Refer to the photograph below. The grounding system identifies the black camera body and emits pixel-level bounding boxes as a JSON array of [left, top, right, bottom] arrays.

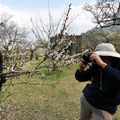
[[82, 53, 93, 65]]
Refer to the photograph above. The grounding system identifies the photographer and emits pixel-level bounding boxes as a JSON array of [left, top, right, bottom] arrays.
[[75, 43, 120, 120]]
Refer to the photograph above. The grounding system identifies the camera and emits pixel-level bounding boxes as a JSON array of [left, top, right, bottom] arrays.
[[82, 53, 93, 65]]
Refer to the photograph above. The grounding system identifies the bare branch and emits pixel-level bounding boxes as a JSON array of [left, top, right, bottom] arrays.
[[83, 1, 120, 28]]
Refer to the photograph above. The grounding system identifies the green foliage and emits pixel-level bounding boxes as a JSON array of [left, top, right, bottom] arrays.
[[82, 28, 109, 51], [82, 26, 120, 53]]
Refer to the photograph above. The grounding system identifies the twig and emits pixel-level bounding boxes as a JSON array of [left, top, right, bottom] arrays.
[[0, 92, 15, 104]]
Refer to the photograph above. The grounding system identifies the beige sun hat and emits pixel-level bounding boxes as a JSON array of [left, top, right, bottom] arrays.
[[95, 43, 120, 58]]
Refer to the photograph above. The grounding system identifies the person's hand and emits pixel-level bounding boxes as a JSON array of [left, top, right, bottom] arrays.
[[79, 58, 88, 73], [89, 52, 107, 68]]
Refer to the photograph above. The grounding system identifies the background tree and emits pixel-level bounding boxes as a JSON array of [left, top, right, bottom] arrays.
[[107, 29, 120, 52], [26, 39, 45, 60], [82, 28, 110, 50], [0, 12, 29, 62], [83, 0, 120, 28], [0, 12, 30, 72]]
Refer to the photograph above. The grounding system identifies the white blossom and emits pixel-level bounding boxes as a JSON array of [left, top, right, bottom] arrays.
[[41, 73, 45, 78], [40, 82, 43, 86]]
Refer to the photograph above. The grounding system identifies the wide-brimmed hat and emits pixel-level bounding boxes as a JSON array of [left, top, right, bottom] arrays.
[[95, 43, 120, 58]]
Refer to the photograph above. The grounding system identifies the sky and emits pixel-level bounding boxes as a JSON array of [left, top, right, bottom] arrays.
[[0, 0, 97, 36]]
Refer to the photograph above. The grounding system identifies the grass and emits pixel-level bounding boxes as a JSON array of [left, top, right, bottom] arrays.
[[0, 58, 120, 120]]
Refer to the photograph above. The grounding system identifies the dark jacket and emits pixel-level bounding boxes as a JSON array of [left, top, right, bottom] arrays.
[[75, 65, 120, 114]]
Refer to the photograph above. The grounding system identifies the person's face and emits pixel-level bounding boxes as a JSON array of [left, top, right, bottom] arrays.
[[100, 56, 112, 66]]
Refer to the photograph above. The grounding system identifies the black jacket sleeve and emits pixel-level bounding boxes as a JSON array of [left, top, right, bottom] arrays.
[[75, 67, 96, 82]]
